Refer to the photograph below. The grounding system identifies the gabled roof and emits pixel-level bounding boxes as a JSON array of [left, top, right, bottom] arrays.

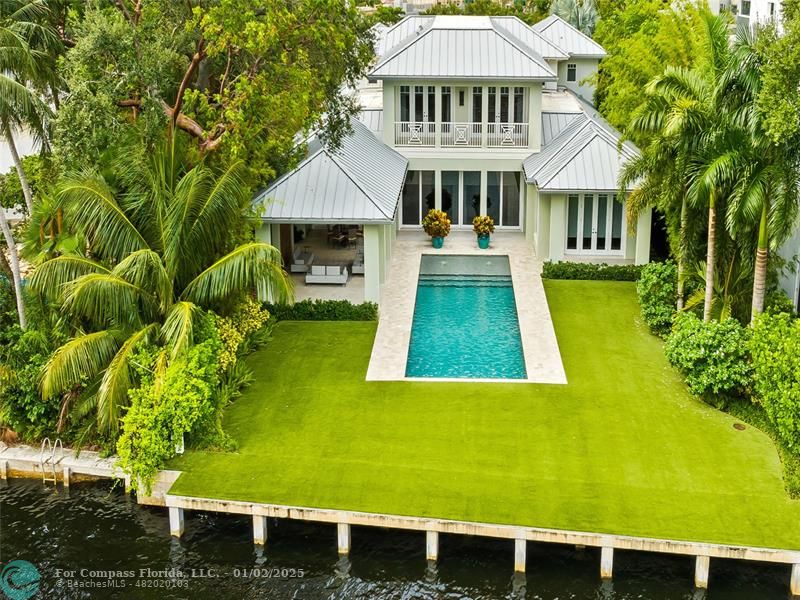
[[525, 105, 638, 192], [531, 14, 606, 59], [541, 111, 582, 145], [490, 17, 568, 61], [370, 16, 557, 80], [255, 119, 408, 224]]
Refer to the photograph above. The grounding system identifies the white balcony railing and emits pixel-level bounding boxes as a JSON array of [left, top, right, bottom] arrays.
[[487, 122, 529, 147], [441, 122, 483, 147], [394, 121, 529, 148], [394, 121, 435, 147]]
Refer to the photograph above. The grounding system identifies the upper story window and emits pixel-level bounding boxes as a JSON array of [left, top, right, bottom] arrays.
[[441, 86, 452, 123], [741, 0, 751, 15], [567, 64, 577, 82], [513, 87, 525, 123], [488, 87, 497, 122], [472, 87, 482, 123], [399, 85, 435, 123], [400, 85, 410, 122], [499, 87, 510, 123]]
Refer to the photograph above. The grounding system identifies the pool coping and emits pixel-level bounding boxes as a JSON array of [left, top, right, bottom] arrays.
[[367, 232, 567, 384]]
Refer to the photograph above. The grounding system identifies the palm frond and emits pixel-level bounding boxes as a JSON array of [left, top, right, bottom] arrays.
[[161, 301, 201, 359], [112, 249, 172, 312], [57, 175, 149, 261], [63, 273, 152, 328], [40, 330, 121, 399], [181, 242, 293, 307], [97, 324, 157, 433], [29, 255, 110, 300]]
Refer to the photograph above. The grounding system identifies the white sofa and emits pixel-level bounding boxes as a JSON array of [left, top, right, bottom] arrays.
[[305, 265, 349, 285], [290, 249, 314, 273]]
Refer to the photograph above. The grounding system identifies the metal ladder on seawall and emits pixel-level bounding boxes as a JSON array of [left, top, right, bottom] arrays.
[[39, 437, 64, 485]]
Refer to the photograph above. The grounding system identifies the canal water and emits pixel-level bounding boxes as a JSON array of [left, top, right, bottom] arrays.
[[1, 479, 791, 599]]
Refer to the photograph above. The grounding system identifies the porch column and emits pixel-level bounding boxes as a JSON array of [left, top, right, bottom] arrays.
[[434, 170, 442, 212], [635, 207, 652, 265], [524, 184, 537, 245], [364, 224, 381, 304], [528, 84, 542, 151], [479, 169, 488, 216], [548, 194, 566, 262], [255, 223, 272, 303]]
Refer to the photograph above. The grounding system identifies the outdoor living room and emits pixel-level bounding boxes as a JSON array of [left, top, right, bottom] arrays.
[[288, 224, 366, 302]]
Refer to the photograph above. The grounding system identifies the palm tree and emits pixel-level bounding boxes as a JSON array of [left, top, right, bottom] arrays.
[[550, 0, 598, 36], [0, 0, 59, 214], [632, 12, 732, 322], [0, 0, 61, 329], [30, 135, 292, 434], [717, 25, 800, 320]]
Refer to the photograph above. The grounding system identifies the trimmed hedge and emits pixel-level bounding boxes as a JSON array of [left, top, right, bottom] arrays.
[[542, 261, 643, 281], [265, 299, 378, 321], [636, 261, 678, 336]]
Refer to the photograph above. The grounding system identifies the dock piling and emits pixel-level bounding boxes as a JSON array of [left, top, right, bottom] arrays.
[[0, 459, 7, 480], [791, 563, 799, 597], [694, 556, 710, 589], [63, 466, 70, 488], [169, 507, 184, 538], [514, 538, 526, 573], [253, 515, 268, 545], [426, 531, 439, 562], [600, 546, 614, 580], [337, 523, 351, 555]]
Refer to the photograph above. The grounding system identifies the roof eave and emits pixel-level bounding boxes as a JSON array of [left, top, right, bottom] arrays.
[[369, 74, 558, 81]]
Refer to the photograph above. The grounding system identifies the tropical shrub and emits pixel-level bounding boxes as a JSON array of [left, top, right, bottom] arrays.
[[636, 260, 678, 335], [216, 298, 271, 371], [116, 321, 223, 492], [472, 215, 495, 236], [265, 299, 378, 321], [422, 209, 451, 238], [765, 289, 797, 316], [749, 313, 800, 451], [542, 261, 643, 281], [31, 135, 291, 435], [664, 313, 752, 404]]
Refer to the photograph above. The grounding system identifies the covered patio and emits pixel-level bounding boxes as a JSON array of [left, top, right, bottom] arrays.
[[253, 118, 408, 304]]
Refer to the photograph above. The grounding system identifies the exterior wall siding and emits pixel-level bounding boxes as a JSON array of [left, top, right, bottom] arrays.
[[557, 58, 599, 102]]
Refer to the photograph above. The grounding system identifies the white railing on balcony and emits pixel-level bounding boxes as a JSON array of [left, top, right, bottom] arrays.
[[487, 122, 529, 147], [441, 123, 483, 147], [394, 122, 530, 148], [394, 122, 435, 147]]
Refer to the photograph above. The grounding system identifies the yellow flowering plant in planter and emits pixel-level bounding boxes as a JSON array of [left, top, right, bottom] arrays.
[[472, 215, 495, 248], [422, 209, 451, 248]]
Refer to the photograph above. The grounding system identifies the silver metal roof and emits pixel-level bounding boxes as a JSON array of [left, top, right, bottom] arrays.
[[255, 119, 408, 223], [370, 16, 557, 81], [357, 108, 383, 137], [532, 15, 606, 58], [490, 17, 568, 60], [378, 16, 434, 60], [525, 106, 638, 192], [541, 111, 582, 145]]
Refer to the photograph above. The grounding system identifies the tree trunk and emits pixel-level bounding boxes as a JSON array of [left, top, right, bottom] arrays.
[[677, 194, 688, 310], [0, 209, 26, 329], [703, 194, 716, 323], [0, 243, 12, 279], [3, 123, 33, 215], [751, 203, 769, 322]]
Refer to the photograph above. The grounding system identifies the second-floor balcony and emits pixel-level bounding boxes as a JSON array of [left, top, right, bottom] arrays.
[[394, 122, 530, 149]]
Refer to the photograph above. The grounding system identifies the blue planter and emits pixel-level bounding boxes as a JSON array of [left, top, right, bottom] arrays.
[[477, 234, 490, 249], [431, 236, 444, 249]]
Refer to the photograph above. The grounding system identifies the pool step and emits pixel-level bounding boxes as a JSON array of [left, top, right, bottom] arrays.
[[419, 274, 513, 288]]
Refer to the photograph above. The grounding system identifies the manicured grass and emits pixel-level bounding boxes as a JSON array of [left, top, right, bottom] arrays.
[[170, 281, 800, 550]]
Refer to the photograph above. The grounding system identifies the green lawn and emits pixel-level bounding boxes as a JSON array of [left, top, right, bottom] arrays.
[[170, 281, 800, 550]]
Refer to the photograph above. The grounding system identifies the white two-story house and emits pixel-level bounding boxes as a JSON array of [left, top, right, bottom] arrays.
[[255, 15, 652, 304]]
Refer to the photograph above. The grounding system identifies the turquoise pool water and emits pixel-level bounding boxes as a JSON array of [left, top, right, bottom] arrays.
[[405, 255, 526, 379]]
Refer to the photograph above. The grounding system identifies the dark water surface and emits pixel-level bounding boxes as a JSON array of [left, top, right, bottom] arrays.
[[0, 479, 791, 599]]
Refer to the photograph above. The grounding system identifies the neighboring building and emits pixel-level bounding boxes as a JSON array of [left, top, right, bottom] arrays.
[[254, 15, 650, 304], [713, 0, 783, 29]]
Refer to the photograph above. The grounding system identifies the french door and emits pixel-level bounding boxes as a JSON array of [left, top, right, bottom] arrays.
[[566, 193, 625, 255]]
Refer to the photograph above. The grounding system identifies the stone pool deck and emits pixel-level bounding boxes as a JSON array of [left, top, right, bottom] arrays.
[[366, 231, 567, 383]]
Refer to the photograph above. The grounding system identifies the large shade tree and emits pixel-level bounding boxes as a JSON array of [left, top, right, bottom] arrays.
[[30, 135, 292, 434]]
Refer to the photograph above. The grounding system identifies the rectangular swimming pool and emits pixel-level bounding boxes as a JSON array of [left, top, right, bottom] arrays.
[[405, 255, 527, 379]]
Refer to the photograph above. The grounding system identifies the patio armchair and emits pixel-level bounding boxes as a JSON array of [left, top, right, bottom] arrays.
[[290, 248, 315, 273]]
